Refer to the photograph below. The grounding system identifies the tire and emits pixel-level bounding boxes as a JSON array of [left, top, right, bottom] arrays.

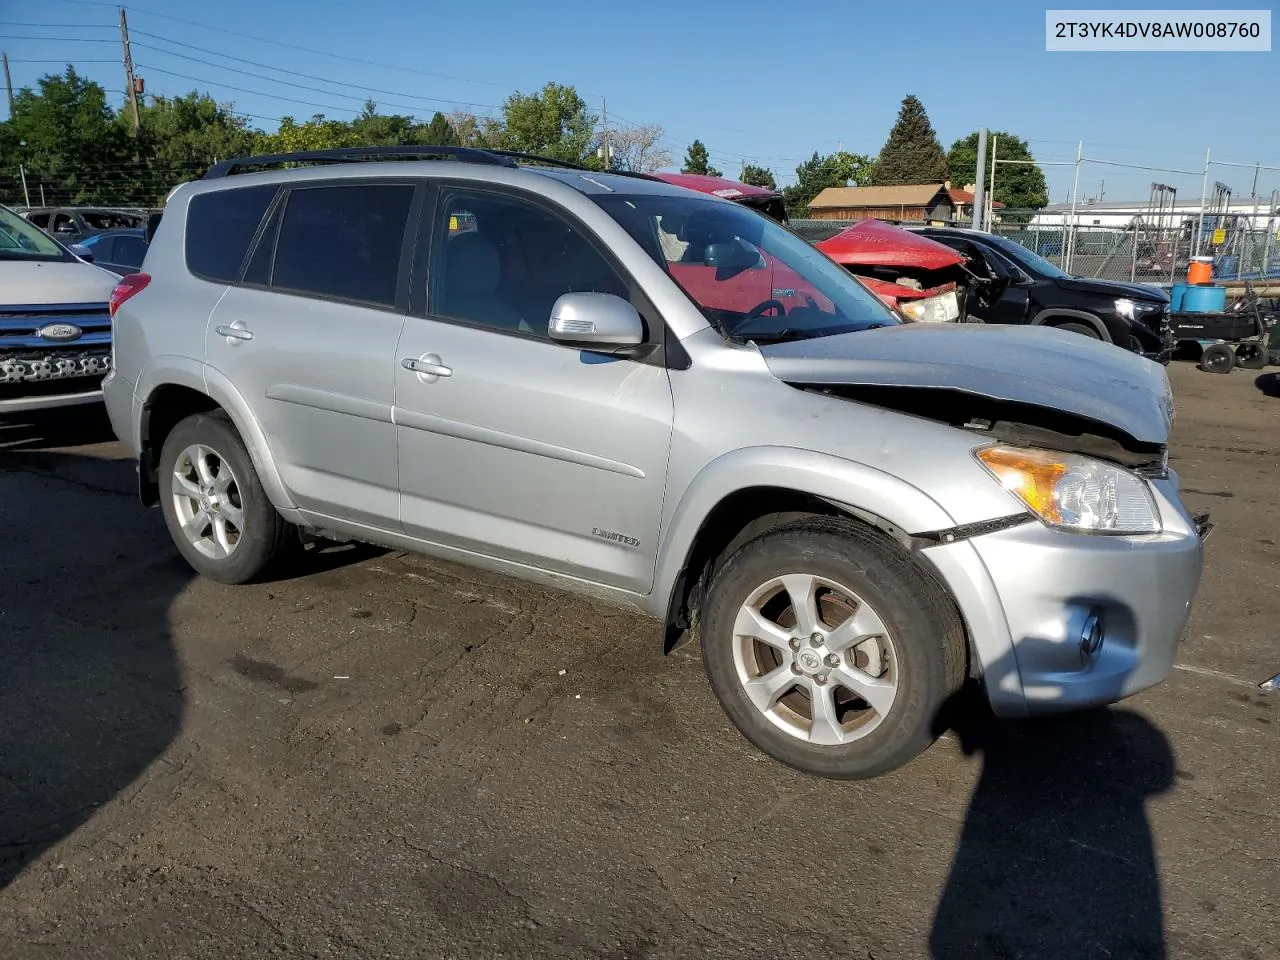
[[158, 411, 293, 584], [700, 517, 966, 780], [1055, 321, 1101, 339], [1199, 343, 1235, 374], [1235, 342, 1267, 370]]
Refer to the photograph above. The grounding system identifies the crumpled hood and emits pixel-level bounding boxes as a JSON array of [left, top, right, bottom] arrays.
[[759, 322, 1174, 446], [815, 219, 965, 270], [1055, 275, 1171, 303], [0, 259, 119, 305]]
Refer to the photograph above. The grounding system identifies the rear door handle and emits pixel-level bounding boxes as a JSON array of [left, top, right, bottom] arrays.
[[215, 322, 254, 343], [401, 354, 452, 381]]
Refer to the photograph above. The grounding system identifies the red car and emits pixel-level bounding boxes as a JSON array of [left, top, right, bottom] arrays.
[[651, 172, 986, 323]]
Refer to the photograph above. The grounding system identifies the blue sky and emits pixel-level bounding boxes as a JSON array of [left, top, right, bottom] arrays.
[[7, 0, 1279, 204]]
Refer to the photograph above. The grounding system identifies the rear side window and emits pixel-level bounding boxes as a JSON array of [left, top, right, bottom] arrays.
[[185, 184, 278, 283], [270, 183, 413, 308]]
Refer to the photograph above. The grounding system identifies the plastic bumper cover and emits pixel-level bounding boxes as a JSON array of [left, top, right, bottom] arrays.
[[919, 477, 1205, 718]]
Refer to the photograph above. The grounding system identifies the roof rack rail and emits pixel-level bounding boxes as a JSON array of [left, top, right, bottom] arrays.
[[202, 144, 518, 179], [482, 150, 588, 170]]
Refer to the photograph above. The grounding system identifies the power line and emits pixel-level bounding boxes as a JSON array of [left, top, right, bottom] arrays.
[[131, 35, 502, 111], [134, 62, 485, 118]]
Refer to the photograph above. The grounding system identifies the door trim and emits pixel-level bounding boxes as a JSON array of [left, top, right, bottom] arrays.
[[266, 382, 395, 423], [394, 406, 646, 478]]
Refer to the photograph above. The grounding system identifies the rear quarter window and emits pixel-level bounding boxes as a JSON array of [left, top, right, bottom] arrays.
[[185, 184, 278, 283]]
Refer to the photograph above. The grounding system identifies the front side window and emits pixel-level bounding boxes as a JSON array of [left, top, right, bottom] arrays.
[[0, 205, 71, 261], [271, 183, 413, 308], [595, 193, 898, 344], [429, 188, 629, 338]]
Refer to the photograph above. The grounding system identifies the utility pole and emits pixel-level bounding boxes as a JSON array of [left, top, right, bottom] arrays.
[[19, 161, 29, 207], [971, 128, 988, 229], [119, 7, 140, 135], [2, 53, 14, 118], [1098, 179, 1105, 202], [986, 133, 999, 230], [599, 97, 610, 169], [1251, 162, 1260, 198]]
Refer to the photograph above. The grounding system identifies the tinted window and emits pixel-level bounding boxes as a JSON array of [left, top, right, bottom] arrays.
[[429, 189, 629, 337], [85, 235, 116, 259], [271, 183, 413, 308], [186, 184, 277, 283], [114, 235, 147, 268]]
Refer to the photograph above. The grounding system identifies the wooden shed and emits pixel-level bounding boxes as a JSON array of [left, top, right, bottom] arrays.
[[807, 184, 955, 223]]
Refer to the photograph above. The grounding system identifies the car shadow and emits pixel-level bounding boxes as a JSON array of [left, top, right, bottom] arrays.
[[0, 404, 119, 452], [0, 440, 189, 890], [930, 677, 1175, 959], [0, 419, 375, 889], [1253, 372, 1280, 397]]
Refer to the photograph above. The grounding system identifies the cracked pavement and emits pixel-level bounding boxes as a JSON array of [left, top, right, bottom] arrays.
[[0, 362, 1277, 959]]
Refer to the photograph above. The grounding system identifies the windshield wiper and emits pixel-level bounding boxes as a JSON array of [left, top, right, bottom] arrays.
[[745, 328, 822, 345]]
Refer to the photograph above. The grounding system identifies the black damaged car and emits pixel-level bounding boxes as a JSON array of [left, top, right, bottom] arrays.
[[912, 226, 1174, 363]]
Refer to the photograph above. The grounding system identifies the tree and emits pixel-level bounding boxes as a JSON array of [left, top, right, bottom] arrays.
[[256, 114, 358, 153], [946, 130, 1048, 210], [607, 124, 671, 173], [498, 82, 596, 164], [418, 112, 458, 147], [871, 94, 948, 185], [740, 164, 777, 191], [4, 67, 130, 205], [681, 139, 721, 177], [782, 150, 874, 218]]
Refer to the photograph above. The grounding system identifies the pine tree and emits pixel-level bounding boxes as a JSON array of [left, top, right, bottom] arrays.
[[740, 163, 777, 190], [682, 139, 721, 177], [872, 95, 948, 185]]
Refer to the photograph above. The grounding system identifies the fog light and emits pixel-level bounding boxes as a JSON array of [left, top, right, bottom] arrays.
[[1080, 610, 1104, 659]]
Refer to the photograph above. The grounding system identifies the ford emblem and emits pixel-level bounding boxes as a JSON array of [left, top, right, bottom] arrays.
[[36, 322, 83, 342]]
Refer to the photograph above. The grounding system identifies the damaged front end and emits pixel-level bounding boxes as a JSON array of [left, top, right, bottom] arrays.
[[813, 220, 1006, 324]]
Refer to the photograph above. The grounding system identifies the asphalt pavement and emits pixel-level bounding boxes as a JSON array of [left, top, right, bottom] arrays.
[[1, 361, 1276, 959]]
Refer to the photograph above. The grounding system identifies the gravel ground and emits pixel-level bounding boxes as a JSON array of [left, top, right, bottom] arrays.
[[0, 361, 1276, 960]]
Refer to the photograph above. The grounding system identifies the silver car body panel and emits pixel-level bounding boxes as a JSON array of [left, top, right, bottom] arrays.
[[758, 321, 1175, 446], [104, 160, 1205, 718]]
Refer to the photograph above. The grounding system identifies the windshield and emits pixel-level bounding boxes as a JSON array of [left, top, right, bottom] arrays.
[[593, 193, 900, 343], [0, 206, 72, 261], [982, 232, 1067, 278]]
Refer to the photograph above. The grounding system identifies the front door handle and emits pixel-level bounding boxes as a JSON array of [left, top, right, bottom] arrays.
[[401, 354, 452, 382], [215, 322, 254, 343]]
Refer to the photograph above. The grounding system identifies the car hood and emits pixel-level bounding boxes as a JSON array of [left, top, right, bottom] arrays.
[[759, 322, 1174, 446], [0, 259, 119, 305], [1055, 275, 1170, 303], [815, 219, 965, 270]]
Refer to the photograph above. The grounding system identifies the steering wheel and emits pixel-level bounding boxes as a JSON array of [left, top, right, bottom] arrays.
[[744, 298, 786, 322]]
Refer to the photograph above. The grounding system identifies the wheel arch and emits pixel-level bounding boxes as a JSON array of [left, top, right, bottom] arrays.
[[1029, 308, 1112, 342], [651, 449, 959, 655], [137, 362, 297, 514]]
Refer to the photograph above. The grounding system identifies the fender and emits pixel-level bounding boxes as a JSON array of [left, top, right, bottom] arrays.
[[1029, 307, 1111, 342], [136, 358, 298, 515], [648, 446, 958, 619], [201, 364, 299, 514]]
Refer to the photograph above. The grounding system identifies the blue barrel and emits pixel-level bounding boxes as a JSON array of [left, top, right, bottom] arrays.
[[1170, 282, 1187, 311], [1180, 284, 1227, 313]]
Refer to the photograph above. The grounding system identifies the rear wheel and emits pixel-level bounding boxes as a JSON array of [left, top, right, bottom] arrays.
[[700, 518, 966, 780], [1235, 342, 1267, 370], [158, 412, 293, 583], [1199, 342, 1236, 374]]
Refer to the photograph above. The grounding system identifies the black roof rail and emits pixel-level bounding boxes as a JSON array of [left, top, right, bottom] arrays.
[[202, 144, 518, 179], [431, 149, 664, 182]]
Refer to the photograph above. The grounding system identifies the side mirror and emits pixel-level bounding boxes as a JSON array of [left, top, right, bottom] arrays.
[[548, 292, 644, 353], [70, 243, 94, 263]]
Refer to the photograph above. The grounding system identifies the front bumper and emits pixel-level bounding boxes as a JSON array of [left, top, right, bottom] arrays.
[[920, 476, 1205, 718]]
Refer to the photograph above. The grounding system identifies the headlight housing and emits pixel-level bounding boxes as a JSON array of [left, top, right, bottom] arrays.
[[1115, 297, 1162, 322], [975, 445, 1161, 534]]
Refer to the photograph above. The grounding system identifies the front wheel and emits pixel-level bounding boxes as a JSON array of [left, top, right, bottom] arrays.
[[700, 518, 966, 780], [1055, 321, 1101, 339], [158, 411, 294, 583]]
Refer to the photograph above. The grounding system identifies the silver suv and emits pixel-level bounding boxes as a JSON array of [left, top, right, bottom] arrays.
[[103, 147, 1208, 779]]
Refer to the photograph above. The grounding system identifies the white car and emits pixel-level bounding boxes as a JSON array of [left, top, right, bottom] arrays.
[[0, 203, 120, 414]]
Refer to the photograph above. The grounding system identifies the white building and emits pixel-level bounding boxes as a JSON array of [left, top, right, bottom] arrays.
[[1028, 197, 1279, 229]]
